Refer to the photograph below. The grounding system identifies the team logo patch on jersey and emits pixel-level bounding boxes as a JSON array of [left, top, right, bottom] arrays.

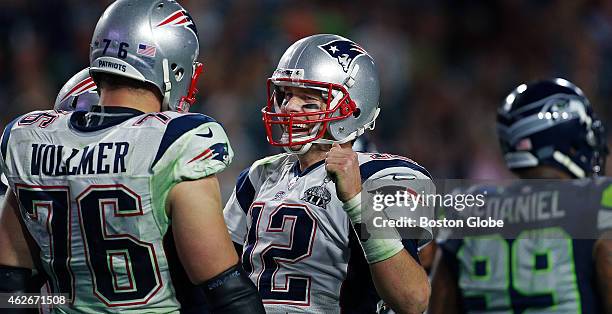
[[301, 185, 332, 209], [156, 10, 198, 37], [188, 143, 229, 164], [209, 143, 229, 162], [272, 190, 286, 201], [318, 40, 367, 73]]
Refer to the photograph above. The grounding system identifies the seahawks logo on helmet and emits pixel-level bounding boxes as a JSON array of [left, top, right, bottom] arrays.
[[318, 40, 367, 73], [157, 10, 198, 37]]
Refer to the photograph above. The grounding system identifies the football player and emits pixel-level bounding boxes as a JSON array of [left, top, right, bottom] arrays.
[[430, 78, 612, 313], [224, 34, 432, 313], [0, 0, 264, 313], [51, 67, 220, 314]]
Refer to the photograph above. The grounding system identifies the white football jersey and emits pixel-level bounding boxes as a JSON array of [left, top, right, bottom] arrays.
[[224, 152, 433, 313], [0, 107, 233, 313]]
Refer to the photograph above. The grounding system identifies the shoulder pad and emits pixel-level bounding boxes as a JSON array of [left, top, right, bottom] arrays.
[[152, 113, 233, 181], [250, 153, 291, 173], [152, 113, 220, 167], [243, 153, 292, 191]]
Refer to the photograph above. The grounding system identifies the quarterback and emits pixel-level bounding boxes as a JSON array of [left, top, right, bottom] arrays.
[[224, 34, 432, 313]]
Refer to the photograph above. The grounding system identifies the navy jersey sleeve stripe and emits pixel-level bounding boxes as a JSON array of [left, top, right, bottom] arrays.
[[1, 116, 21, 162], [235, 167, 255, 214], [152, 114, 217, 167], [359, 159, 431, 181]]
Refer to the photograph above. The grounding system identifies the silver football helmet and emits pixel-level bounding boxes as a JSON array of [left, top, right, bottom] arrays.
[[55, 68, 99, 112], [263, 34, 381, 154], [89, 0, 203, 112]]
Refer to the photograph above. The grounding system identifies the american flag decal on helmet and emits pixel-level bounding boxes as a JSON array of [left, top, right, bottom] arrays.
[[59, 77, 96, 104], [156, 10, 198, 36], [137, 43, 157, 58]]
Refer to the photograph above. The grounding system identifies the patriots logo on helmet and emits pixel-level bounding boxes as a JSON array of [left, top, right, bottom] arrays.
[[318, 40, 367, 73], [156, 10, 198, 37]]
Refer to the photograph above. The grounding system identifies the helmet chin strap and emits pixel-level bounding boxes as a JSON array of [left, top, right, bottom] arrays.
[[286, 126, 363, 155], [162, 58, 172, 111]]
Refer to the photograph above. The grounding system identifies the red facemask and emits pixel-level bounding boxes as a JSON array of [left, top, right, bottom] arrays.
[[262, 77, 357, 147]]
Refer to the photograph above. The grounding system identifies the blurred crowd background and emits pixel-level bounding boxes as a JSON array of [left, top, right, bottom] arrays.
[[1, 0, 612, 196]]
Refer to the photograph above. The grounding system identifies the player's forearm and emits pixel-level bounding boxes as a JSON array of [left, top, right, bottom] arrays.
[[0, 191, 34, 269], [170, 177, 239, 283], [371, 249, 430, 314], [595, 236, 612, 314]]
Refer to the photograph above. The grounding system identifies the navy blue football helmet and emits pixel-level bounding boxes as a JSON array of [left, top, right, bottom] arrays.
[[497, 78, 608, 178]]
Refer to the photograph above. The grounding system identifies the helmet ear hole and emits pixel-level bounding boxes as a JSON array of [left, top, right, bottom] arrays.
[[353, 108, 361, 118], [174, 68, 184, 81], [171, 63, 178, 71], [157, 3, 164, 9]]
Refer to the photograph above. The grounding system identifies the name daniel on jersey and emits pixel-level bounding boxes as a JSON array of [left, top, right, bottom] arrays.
[[31, 142, 129, 176]]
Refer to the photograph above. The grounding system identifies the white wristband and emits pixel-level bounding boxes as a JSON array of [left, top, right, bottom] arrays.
[[342, 192, 404, 264], [342, 192, 362, 223]]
